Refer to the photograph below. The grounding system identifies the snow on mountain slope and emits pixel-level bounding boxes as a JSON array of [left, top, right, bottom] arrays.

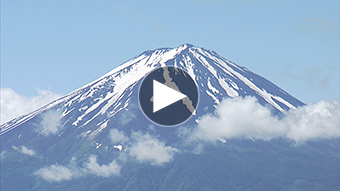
[[0, 44, 304, 137], [3, 44, 339, 191]]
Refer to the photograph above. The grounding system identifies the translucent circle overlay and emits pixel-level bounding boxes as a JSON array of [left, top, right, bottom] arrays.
[[139, 67, 198, 126]]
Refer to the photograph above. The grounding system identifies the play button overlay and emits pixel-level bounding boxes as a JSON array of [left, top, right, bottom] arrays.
[[139, 66, 198, 126], [153, 80, 187, 113]]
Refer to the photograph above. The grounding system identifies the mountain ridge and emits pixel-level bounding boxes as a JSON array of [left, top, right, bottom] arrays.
[[3, 44, 337, 191], [1, 44, 304, 136]]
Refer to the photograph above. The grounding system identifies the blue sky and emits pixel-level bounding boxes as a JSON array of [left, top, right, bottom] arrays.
[[1, 0, 339, 103]]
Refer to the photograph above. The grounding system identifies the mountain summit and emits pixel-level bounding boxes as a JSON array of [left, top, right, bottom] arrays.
[[1, 44, 337, 191], [1, 44, 303, 136]]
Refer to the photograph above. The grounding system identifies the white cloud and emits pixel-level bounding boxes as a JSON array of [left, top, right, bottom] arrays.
[[284, 100, 339, 142], [12, 146, 36, 156], [34, 163, 77, 182], [0, 88, 62, 124], [193, 96, 339, 143], [195, 97, 287, 141], [85, 155, 121, 177], [109, 130, 179, 165], [119, 110, 136, 125], [129, 132, 179, 165], [36, 130, 178, 182], [34, 157, 81, 182], [35, 110, 63, 136], [109, 129, 129, 144], [34, 156, 121, 182]]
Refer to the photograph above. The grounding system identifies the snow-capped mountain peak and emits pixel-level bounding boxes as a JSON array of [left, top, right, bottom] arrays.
[[0, 44, 303, 137]]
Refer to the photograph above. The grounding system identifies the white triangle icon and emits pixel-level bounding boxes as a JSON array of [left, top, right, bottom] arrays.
[[153, 80, 187, 113]]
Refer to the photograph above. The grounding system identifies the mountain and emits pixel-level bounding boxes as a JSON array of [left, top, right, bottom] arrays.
[[0, 44, 303, 136], [1, 44, 338, 191]]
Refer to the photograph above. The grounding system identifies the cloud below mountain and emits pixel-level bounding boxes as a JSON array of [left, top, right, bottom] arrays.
[[129, 132, 179, 166], [194, 96, 339, 143], [34, 159, 80, 182], [35, 130, 178, 182], [12, 145, 36, 156], [109, 129, 179, 166], [85, 155, 121, 177], [0, 88, 62, 124], [109, 128, 129, 144], [34, 156, 121, 182]]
